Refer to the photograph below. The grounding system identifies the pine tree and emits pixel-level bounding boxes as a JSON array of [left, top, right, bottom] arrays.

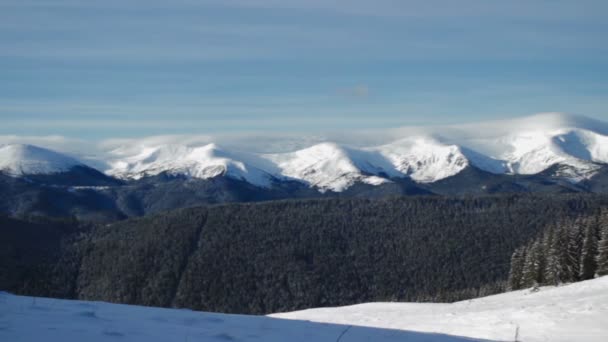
[[508, 247, 526, 290], [579, 217, 599, 280]]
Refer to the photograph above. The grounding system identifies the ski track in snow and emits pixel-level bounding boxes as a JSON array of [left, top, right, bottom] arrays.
[[2, 277, 608, 341]]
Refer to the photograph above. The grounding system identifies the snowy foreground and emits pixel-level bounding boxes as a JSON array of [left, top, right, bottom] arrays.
[[1, 277, 607, 342], [274, 276, 608, 342]]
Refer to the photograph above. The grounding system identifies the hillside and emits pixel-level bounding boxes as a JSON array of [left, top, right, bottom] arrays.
[[274, 276, 608, 342], [2, 276, 607, 342], [3, 194, 607, 314]]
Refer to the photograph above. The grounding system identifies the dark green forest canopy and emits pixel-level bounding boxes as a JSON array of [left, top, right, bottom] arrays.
[[2, 193, 608, 314]]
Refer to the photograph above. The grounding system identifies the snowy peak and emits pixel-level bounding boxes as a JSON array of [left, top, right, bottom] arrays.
[[551, 129, 608, 164], [371, 137, 470, 183], [0, 144, 83, 176], [8, 113, 606, 192], [101, 114, 608, 192], [106, 143, 275, 187], [476, 128, 605, 181], [264, 142, 390, 192]]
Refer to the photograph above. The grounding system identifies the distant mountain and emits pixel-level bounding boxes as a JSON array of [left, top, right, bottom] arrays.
[[106, 143, 276, 187], [2, 114, 608, 221], [0, 144, 120, 187], [104, 113, 608, 191], [0, 144, 83, 176]]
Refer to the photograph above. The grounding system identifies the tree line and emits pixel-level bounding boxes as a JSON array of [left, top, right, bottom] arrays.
[[508, 210, 608, 290]]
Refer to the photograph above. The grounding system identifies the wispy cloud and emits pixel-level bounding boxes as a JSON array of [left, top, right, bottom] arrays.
[[336, 85, 370, 99], [1, 0, 607, 139], [1, 1, 606, 62]]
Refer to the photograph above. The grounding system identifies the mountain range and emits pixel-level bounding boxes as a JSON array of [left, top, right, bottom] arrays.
[[2, 113, 608, 220]]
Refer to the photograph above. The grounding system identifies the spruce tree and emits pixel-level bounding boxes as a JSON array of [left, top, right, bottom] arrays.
[[596, 222, 608, 277], [567, 220, 584, 281], [508, 247, 526, 290], [579, 217, 599, 280], [554, 223, 572, 283], [521, 241, 544, 288], [543, 224, 560, 286]]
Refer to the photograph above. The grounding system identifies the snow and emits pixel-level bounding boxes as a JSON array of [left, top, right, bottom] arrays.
[[106, 143, 275, 187], [0, 144, 83, 176], [273, 276, 608, 342], [101, 113, 608, 190], [3, 277, 607, 341], [4, 113, 608, 191], [471, 129, 601, 179], [263, 142, 391, 192], [369, 137, 471, 183], [0, 293, 486, 342]]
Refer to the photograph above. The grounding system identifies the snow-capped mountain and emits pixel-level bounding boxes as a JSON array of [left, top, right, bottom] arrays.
[[263, 143, 390, 192], [368, 137, 472, 183], [106, 143, 275, 187], [2, 113, 608, 193], [0, 144, 83, 176], [101, 113, 608, 191]]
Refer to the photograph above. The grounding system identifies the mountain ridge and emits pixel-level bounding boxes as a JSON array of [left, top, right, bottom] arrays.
[[2, 113, 608, 193]]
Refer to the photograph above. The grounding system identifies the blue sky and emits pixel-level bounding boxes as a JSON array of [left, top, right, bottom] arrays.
[[1, 0, 607, 139]]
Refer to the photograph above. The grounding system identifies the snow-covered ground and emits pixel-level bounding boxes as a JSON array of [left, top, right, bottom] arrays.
[[2, 277, 607, 342], [0, 293, 485, 342], [274, 276, 608, 342]]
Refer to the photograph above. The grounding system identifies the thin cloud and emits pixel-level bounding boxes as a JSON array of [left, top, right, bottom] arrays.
[[337, 85, 370, 99]]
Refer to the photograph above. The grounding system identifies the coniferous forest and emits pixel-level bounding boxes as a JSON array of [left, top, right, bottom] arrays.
[[2, 193, 608, 314], [508, 209, 608, 291]]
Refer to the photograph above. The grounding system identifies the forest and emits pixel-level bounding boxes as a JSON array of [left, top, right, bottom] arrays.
[[2, 193, 608, 314], [508, 209, 608, 290]]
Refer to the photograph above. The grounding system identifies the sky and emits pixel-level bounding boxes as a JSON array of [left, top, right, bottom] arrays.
[[1, 0, 608, 140]]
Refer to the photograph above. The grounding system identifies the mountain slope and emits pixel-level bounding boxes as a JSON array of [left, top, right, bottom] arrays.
[[264, 143, 390, 192], [0, 144, 83, 176], [273, 276, 608, 342], [0, 144, 120, 187], [369, 137, 473, 183], [2, 274, 606, 341], [100, 113, 608, 192], [0, 292, 490, 342], [2, 114, 608, 197], [106, 143, 275, 187]]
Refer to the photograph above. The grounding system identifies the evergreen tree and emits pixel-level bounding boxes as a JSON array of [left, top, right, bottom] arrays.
[[566, 220, 584, 282], [521, 241, 544, 288], [579, 217, 598, 280], [543, 224, 560, 286], [554, 223, 572, 283], [508, 247, 526, 290], [596, 221, 608, 277]]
